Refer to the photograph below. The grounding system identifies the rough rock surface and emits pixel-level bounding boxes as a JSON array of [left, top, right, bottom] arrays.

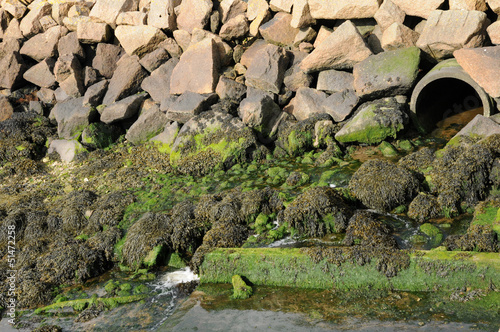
[[416, 10, 489, 60], [92, 43, 124, 79], [141, 58, 179, 102], [23, 58, 56, 88], [353, 47, 420, 100], [307, 0, 381, 19], [300, 21, 372, 73], [335, 97, 409, 144], [391, 0, 446, 18], [381, 22, 420, 51], [89, 0, 139, 25], [125, 100, 170, 144], [175, 0, 212, 34], [374, 0, 405, 32], [170, 38, 220, 95], [454, 46, 500, 98], [20, 25, 66, 62], [115, 25, 167, 57], [51, 97, 96, 139], [101, 94, 147, 124], [165, 92, 218, 124], [245, 44, 289, 94], [102, 55, 148, 106], [259, 12, 298, 46]]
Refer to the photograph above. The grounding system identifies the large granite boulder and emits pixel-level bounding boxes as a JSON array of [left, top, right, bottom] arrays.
[[141, 58, 179, 102], [20, 25, 67, 62], [245, 44, 289, 94], [175, 0, 212, 33], [125, 99, 170, 145], [115, 25, 167, 57], [353, 47, 421, 100]]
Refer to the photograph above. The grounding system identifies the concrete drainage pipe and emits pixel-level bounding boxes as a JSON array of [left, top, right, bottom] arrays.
[[409, 58, 494, 133]]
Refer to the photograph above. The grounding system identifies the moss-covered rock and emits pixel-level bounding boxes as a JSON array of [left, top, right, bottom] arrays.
[[378, 141, 398, 157], [282, 187, 352, 237], [335, 97, 409, 144], [444, 224, 498, 252], [81, 122, 122, 149], [420, 223, 443, 246], [170, 110, 259, 176], [408, 193, 441, 222], [231, 275, 252, 299], [349, 159, 419, 212]]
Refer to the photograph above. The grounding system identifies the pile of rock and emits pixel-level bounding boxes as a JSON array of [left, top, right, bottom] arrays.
[[0, 0, 499, 162]]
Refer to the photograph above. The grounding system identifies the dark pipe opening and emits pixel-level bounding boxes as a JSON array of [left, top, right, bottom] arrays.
[[414, 78, 483, 132]]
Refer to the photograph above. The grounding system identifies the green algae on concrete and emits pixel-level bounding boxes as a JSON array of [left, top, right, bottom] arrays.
[[200, 248, 500, 292]]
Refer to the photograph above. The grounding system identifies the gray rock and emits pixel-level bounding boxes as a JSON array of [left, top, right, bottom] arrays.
[[451, 114, 500, 143], [50, 97, 97, 139], [19, 1, 51, 38], [175, 0, 212, 34], [77, 21, 112, 44], [150, 121, 180, 145], [54, 54, 85, 97], [353, 47, 420, 100], [283, 51, 313, 92], [322, 89, 359, 122], [0, 96, 14, 122], [102, 55, 148, 106], [0, 41, 25, 89], [169, 38, 220, 95], [57, 31, 85, 60], [92, 43, 124, 79], [219, 14, 249, 40], [245, 44, 289, 94], [29, 100, 44, 115], [20, 25, 67, 62], [300, 20, 373, 73], [288, 87, 328, 121], [215, 76, 247, 101], [23, 58, 56, 88], [126, 99, 170, 144], [141, 57, 179, 102], [115, 25, 167, 57], [83, 80, 109, 106], [416, 10, 489, 60], [48, 139, 85, 162], [165, 91, 218, 123], [335, 97, 409, 144], [37, 88, 56, 105], [240, 39, 267, 68], [160, 38, 183, 58], [84, 66, 98, 88], [54, 87, 70, 102], [139, 47, 170, 73], [239, 94, 282, 140], [317, 70, 355, 94], [259, 12, 299, 46], [101, 93, 147, 124]]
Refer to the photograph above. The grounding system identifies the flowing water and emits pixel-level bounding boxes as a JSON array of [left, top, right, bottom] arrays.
[[5, 108, 496, 331]]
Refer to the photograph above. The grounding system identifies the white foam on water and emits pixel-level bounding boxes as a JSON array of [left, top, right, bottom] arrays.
[[155, 267, 199, 290], [266, 236, 298, 248]]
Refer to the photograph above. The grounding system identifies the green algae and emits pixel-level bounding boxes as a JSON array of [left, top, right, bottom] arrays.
[[34, 294, 147, 314], [200, 248, 500, 292], [231, 275, 253, 300]]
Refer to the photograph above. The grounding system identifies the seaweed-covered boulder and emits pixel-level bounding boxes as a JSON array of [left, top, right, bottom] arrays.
[[407, 193, 441, 222], [343, 210, 398, 248], [349, 159, 419, 211], [444, 224, 498, 252], [398, 147, 435, 179], [282, 187, 352, 237], [276, 113, 337, 157], [121, 212, 171, 269], [430, 144, 493, 216], [170, 110, 259, 176], [335, 97, 409, 144], [169, 201, 209, 254]]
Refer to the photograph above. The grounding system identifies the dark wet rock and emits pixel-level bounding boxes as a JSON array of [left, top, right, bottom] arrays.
[[215, 76, 247, 101], [81, 123, 122, 149], [75, 303, 105, 322], [283, 187, 352, 237], [349, 159, 419, 212], [82, 80, 109, 107], [408, 193, 441, 222], [166, 92, 219, 124], [126, 100, 170, 144], [170, 110, 259, 176], [16, 269, 52, 308], [32, 325, 62, 332], [343, 210, 398, 249]]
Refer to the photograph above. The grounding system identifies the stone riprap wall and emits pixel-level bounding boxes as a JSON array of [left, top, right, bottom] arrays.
[[1, 0, 500, 161]]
